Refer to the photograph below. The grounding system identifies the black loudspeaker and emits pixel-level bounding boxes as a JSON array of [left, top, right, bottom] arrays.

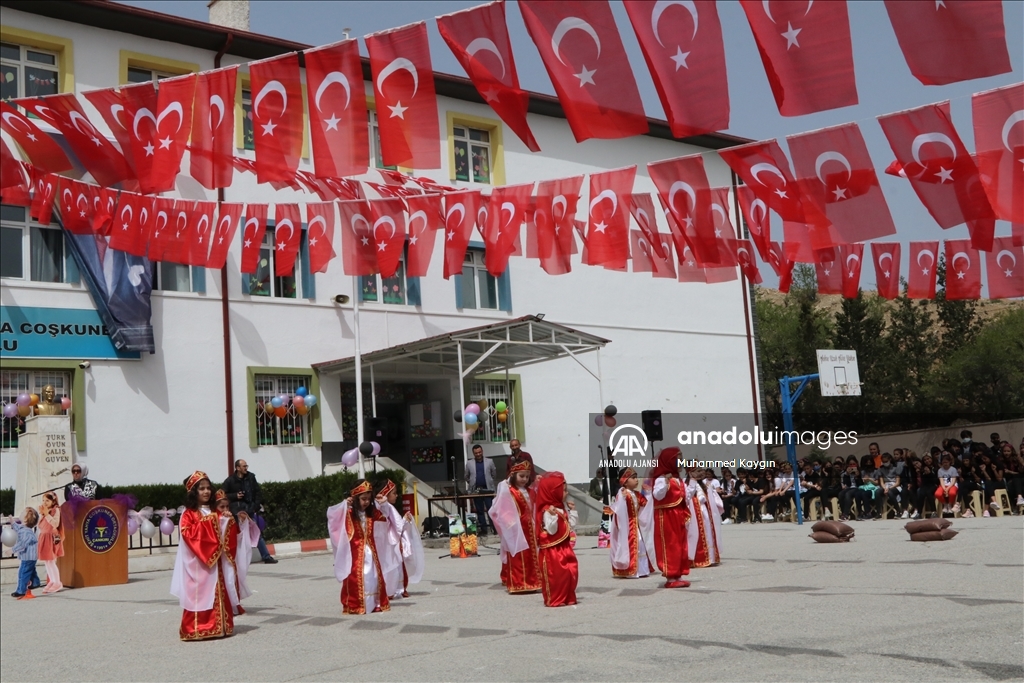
[[445, 439, 465, 482], [641, 410, 663, 442]]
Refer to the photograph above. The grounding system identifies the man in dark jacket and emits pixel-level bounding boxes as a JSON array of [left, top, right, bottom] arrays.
[[223, 460, 277, 563]]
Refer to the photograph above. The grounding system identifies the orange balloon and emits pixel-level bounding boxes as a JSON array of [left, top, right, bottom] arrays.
[[17, 405, 31, 417], [295, 404, 308, 416], [29, 394, 39, 406], [274, 406, 287, 418], [263, 402, 275, 415], [497, 413, 508, 423]]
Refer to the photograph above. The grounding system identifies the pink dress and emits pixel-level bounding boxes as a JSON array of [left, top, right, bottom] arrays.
[[37, 509, 64, 562]]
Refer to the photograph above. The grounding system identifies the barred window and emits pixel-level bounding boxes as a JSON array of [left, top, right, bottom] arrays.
[[1, 370, 71, 450], [1, 42, 58, 104], [253, 374, 312, 446], [468, 380, 514, 444]]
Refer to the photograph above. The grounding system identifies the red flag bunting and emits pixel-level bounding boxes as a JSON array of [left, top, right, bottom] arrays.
[[305, 202, 337, 274], [739, 0, 857, 116], [184, 201, 215, 267], [369, 198, 407, 279], [207, 203, 243, 270], [109, 192, 147, 256], [878, 101, 995, 229], [535, 176, 583, 275], [985, 236, 1024, 300], [623, 0, 728, 138], [628, 193, 665, 259], [0, 101, 73, 173], [719, 140, 813, 224], [147, 198, 174, 263], [813, 247, 843, 295], [191, 66, 237, 190], [839, 243, 864, 299], [406, 193, 443, 277], [484, 182, 533, 276], [365, 22, 441, 169], [58, 177, 93, 234], [871, 242, 901, 300], [305, 40, 370, 178], [907, 241, 939, 299], [91, 187, 117, 236], [163, 200, 194, 265], [519, 0, 649, 142], [339, 199, 379, 277], [1014, 223, 1024, 248], [943, 239, 981, 300], [240, 204, 269, 275], [30, 170, 58, 226], [250, 53, 304, 184], [884, 0, 1011, 86], [82, 87, 136, 177], [437, 1, 540, 152], [272, 204, 302, 277], [648, 155, 719, 265], [442, 190, 482, 279], [586, 166, 635, 270], [736, 184, 771, 263], [120, 75, 196, 194], [732, 239, 762, 284], [973, 83, 1023, 225]]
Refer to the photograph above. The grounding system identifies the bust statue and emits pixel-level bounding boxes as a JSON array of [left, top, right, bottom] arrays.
[[34, 384, 62, 416]]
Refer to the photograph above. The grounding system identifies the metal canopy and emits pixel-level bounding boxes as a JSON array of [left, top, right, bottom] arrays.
[[313, 315, 610, 379]]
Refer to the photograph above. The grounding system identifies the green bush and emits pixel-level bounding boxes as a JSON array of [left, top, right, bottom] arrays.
[[1, 469, 406, 543]]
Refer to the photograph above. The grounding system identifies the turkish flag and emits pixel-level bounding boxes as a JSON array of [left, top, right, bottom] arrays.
[[871, 242, 901, 300], [623, 0, 728, 138], [586, 166, 635, 270], [338, 200, 378, 276], [30, 170, 58, 226], [944, 239, 981, 300], [719, 140, 814, 224], [271, 204, 302, 277], [368, 198, 406, 279], [739, 0, 857, 116], [366, 22, 441, 169], [736, 184, 771, 263], [207, 202, 243, 270], [628, 193, 665, 259], [19, 94, 132, 186], [814, 247, 843, 295], [484, 183, 533, 276], [190, 65, 237, 190], [57, 178, 93, 234], [109, 192, 146, 256], [162, 200, 194, 265], [1014, 223, 1024, 248], [731, 239, 762, 284], [406, 194, 443, 277], [305, 40, 370, 178], [146, 198, 173, 262], [648, 155, 720, 265], [437, 1, 539, 152], [782, 219, 839, 263], [249, 53, 304, 184], [907, 241, 940, 299], [82, 87, 136, 177], [0, 141, 27, 197], [884, 0, 1011, 86], [183, 201, 215, 267], [305, 202, 337, 275], [878, 101, 996, 229], [0, 101, 73, 174], [839, 243, 864, 298], [973, 83, 1023, 224], [535, 176, 583, 275], [91, 187, 118, 236], [704, 264, 738, 284], [787, 122, 897, 243], [240, 204, 269, 275], [710, 187, 736, 240], [120, 74, 196, 194], [442, 189, 482, 279], [519, 0, 648, 142], [631, 230, 675, 279], [985, 236, 1024, 299]]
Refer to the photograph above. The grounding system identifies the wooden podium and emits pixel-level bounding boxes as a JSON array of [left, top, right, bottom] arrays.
[[56, 499, 129, 588]]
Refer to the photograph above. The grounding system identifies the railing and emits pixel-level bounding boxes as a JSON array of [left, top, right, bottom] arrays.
[[128, 526, 180, 553]]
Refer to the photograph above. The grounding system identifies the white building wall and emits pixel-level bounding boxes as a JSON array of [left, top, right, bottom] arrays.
[[0, 8, 758, 488]]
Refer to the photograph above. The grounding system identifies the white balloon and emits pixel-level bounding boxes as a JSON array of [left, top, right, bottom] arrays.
[[140, 519, 157, 539], [1, 526, 16, 548]]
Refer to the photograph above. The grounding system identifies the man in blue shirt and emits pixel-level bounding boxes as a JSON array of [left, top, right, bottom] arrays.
[[466, 445, 497, 535]]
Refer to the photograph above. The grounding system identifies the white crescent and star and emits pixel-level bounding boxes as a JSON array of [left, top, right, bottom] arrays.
[[500, 201, 517, 231], [911, 132, 957, 169], [276, 218, 295, 250], [120, 204, 133, 229], [651, 1, 698, 70], [552, 195, 567, 220], [747, 198, 768, 234], [307, 214, 328, 247], [995, 249, 1017, 276], [377, 58, 419, 119], [668, 181, 696, 216], [551, 17, 601, 86], [409, 210, 428, 244], [951, 250, 971, 275], [254, 80, 288, 135], [1002, 110, 1024, 162], [446, 203, 465, 239], [750, 162, 787, 187], [466, 38, 506, 80]]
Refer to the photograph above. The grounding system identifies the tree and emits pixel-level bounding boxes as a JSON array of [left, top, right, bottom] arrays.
[[830, 291, 886, 430]]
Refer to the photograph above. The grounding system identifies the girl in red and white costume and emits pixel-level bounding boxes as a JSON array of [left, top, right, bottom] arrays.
[[609, 467, 655, 579], [327, 480, 398, 614], [490, 460, 541, 594], [649, 448, 691, 588], [535, 472, 578, 607]]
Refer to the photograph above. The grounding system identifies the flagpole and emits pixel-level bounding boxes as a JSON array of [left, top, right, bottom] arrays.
[[353, 275, 365, 478]]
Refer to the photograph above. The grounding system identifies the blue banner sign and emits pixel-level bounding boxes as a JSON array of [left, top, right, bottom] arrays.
[[0, 306, 140, 359]]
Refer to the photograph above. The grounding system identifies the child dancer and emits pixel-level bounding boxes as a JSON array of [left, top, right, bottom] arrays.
[[10, 508, 39, 599], [685, 468, 721, 568], [215, 490, 258, 616], [327, 480, 395, 614], [37, 492, 64, 593], [375, 479, 425, 600], [609, 467, 655, 578], [649, 448, 691, 588], [535, 472, 578, 607], [490, 460, 541, 594], [171, 471, 236, 640]]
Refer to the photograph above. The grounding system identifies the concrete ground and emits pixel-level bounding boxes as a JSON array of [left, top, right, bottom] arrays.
[[1, 517, 1021, 683]]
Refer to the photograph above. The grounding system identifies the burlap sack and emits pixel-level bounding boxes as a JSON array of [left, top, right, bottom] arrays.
[[904, 519, 952, 534], [940, 528, 958, 540], [909, 530, 944, 542], [810, 531, 843, 543], [811, 521, 855, 538]]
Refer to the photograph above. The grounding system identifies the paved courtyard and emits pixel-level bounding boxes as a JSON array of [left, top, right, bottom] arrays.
[[2, 517, 1022, 682]]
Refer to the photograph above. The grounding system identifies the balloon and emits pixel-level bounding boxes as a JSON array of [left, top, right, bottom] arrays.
[[29, 394, 39, 406], [140, 519, 157, 539], [495, 401, 507, 413], [453, 410, 463, 422], [359, 441, 374, 456], [304, 395, 317, 407], [295, 386, 308, 397], [127, 518, 140, 536], [292, 396, 305, 408], [371, 441, 381, 456], [274, 406, 287, 418], [497, 413, 508, 423], [604, 404, 617, 417], [467, 422, 479, 432], [17, 405, 30, 417], [60, 397, 71, 410], [477, 399, 488, 410], [295, 404, 308, 416], [16, 393, 30, 407], [465, 403, 480, 415], [1, 526, 16, 548], [341, 448, 359, 467], [464, 412, 478, 425], [271, 396, 283, 409], [604, 415, 617, 428], [593, 414, 604, 427], [159, 518, 174, 536], [263, 402, 275, 415], [278, 394, 290, 406], [3, 404, 16, 419]]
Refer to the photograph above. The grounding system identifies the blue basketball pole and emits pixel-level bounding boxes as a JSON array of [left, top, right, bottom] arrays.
[[779, 374, 819, 525]]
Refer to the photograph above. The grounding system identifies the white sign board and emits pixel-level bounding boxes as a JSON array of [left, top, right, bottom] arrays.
[[816, 350, 861, 396]]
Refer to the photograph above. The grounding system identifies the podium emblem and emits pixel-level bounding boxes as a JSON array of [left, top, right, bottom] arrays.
[[82, 505, 120, 553]]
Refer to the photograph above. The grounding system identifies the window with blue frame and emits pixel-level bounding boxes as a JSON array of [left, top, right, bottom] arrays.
[[0, 204, 79, 284], [455, 247, 511, 312], [360, 254, 421, 306], [242, 225, 316, 300]]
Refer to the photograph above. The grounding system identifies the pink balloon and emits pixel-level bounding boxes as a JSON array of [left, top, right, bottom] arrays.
[[61, 397, 71, 410], [127, 518, 140, 535], [292, 395, 305, 408], [593, 414, 603, 427], [465, 403, 480, 415], [341, 449, 359, 467], [16, 393, 30, 407], [159, 517, 174, 536]]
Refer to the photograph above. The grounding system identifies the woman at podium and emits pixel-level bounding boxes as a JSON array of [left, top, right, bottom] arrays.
[[171, 471, 238, 641]]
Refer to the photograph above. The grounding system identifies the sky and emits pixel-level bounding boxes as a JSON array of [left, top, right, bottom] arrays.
[[120, 1, 1023, 290]]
